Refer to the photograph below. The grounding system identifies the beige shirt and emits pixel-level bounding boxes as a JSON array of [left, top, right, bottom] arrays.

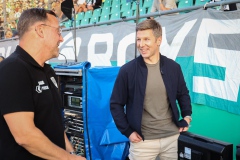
[[141, 60, 179, 140]]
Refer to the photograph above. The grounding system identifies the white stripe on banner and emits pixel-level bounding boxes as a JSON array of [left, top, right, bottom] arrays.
[[194, 19, 240, 102]]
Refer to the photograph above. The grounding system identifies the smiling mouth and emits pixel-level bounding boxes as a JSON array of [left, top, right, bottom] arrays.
[[140, 49, 148, 53]]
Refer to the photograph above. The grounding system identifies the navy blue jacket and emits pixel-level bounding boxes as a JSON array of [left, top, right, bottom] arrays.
[[110, 54, 192, 139]]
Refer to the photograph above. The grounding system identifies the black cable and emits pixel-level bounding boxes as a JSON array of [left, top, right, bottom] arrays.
[[59, 53, 67, 63]]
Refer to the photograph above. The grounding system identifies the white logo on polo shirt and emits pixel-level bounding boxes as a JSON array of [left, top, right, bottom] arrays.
[[36, 80, 49, 93], [50, 77, 58, 88]]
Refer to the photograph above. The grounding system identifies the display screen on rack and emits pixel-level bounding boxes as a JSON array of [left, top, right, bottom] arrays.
[[71, 96, 81, 106]]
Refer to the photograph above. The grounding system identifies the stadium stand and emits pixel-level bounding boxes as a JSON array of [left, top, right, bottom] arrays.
[[1, 0, 239, 34]]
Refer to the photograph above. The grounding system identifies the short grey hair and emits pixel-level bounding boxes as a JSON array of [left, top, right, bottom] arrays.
[[17, 8, 57, 39]]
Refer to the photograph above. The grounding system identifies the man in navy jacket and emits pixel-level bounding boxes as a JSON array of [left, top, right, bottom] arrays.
[[110, 19, 192, 160]]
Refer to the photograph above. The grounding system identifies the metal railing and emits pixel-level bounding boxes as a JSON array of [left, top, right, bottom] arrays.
[[0, 0, 239, 40], [61, 0, 240, 31]]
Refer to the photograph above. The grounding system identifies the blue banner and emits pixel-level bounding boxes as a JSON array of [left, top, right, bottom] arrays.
[[85, 67, 129, 160]]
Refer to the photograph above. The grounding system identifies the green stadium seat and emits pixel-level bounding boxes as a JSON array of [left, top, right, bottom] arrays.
[[99, 15, 110, 22], [80, 18, 90, 26], [122, 10, 133, 17], [76, 20, 81, 26], [121, 2, 131, 13], [110, 12, 121, 21], [133, 7, 147, 16], [83, 10, 93, 19], [64, 20, 73, 28], [75, 12, 85, 26], [111, 4, 121, 14], [92, 8, 102, 17], [142, 0, 153, 8], [101, 6, 111, 15], [89, 15, 99, 24], [76, 12, 85, 21]]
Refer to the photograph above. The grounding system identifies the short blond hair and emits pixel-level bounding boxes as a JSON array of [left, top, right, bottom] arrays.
[[136, 19, 162, 39]]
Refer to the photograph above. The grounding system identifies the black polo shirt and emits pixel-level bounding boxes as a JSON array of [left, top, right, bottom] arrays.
[[0, 46, 65, 159]]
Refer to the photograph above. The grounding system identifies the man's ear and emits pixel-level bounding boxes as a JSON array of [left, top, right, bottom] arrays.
[[157, 36, 162, 46], [35, 25, 44, 38]]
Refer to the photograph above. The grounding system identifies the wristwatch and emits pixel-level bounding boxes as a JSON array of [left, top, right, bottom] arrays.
[[184, 116, 192, 122]]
